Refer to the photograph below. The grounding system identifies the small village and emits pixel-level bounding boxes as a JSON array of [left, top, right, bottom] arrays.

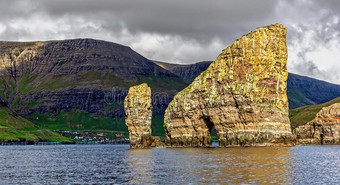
[[56, 130, 129, 144], [0, 130, 129, 145]]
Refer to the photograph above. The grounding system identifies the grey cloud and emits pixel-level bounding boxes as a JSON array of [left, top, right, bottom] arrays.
[[1, 0, 279, 43], [297, 61, 324, 77], [270, 0, 340, 84], [0, 0, 340, 84]]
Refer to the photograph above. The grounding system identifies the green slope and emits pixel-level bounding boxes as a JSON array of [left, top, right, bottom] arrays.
[[289, 97, 340, 129], [26, 110, 127, 131], [5, 70, 187, 138], [0, 107, 72, 142]]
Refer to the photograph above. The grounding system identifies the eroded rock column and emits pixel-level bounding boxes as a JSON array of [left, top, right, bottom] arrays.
[[294, 103, 340, 144], [164, 24, 294, 147], [124, 83, 153, 148]]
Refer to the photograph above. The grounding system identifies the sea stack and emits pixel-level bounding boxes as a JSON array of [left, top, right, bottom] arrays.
[[164, 24, 294, 147], [124, 83, 153, 148], [294, 103, 340, 144]]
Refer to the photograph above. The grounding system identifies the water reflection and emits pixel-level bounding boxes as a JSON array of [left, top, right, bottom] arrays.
[[124, 149, 155, 184], [1, 145, 339, 184], [124, 147, 293, 184]]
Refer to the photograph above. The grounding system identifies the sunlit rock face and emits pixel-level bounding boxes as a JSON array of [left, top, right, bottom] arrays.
[[124, 83, 153, 148], [164, 24, 294, 147], [294, 103, 340, 144]]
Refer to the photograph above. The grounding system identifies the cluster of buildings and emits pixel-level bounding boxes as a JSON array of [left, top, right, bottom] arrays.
[[56, 130, 129, 144]]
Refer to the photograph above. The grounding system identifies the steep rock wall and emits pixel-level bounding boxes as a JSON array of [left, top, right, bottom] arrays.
[[164, 24, 294, 147], [0, 39, 185, 133]]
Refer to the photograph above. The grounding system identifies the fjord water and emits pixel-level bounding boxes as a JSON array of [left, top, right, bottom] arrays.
[[0, 145, 339, 184]]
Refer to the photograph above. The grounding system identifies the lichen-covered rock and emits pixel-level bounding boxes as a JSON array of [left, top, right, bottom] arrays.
[[164, 24, 294, 147], [151, 136, 165, 148], [124, 83, 153, 148], [294, 103, 340, 144]]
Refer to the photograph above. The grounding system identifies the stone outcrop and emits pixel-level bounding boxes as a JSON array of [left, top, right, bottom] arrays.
[[294, 103, 340, 144], [164, 24, 294, 147], [124, 83, 153, 148]]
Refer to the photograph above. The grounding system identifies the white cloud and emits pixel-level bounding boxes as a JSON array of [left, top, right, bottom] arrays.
[[270, 0, 340, 84]]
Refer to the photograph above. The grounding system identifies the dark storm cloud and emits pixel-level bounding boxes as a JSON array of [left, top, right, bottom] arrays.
[[33, 0, 279, 43], [0, 0, 339, 84]]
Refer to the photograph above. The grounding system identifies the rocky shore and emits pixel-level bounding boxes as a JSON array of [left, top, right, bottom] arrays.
[[294, 103, 340, 144]]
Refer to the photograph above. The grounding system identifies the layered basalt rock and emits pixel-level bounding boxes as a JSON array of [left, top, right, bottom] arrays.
[[124, 83, 153, 148], [164, 24, 294, 147], [0, 39, 186, 132], [294, 103, 340, 144]]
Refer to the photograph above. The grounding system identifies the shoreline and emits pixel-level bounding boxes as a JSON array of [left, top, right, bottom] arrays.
[[0, 141, 129, 146]]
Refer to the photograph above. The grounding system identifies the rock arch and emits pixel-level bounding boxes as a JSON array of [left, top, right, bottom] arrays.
[[164, 24, 294, 147]]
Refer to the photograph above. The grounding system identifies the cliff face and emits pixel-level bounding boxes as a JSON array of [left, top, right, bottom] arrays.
[[164, 24, 294, 147], [124, 83, 153, 148], [293, 103, 340, 144], [0, 39, 173, 79], [0, 39, 187, 133]]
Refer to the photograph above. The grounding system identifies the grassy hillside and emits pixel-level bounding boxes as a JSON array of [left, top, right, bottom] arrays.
[[0, 107, 72, 142], [26, 110, 127, 131], [289, 97, 340, 129]]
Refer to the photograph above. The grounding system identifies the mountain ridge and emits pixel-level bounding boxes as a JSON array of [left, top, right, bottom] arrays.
[[0, 39, 187, 137]]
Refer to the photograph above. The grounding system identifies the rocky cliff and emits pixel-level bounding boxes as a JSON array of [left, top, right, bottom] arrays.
[[1, 37, 339, 138], [290, 97, 340, 129], [124, 83, 153, 148], [293, 103, 340, 144], [0, 39, 187, 133], [164, 24, 294, 147]]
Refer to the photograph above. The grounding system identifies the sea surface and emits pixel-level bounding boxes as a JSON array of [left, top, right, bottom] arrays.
[[0, 145, 339, 184]]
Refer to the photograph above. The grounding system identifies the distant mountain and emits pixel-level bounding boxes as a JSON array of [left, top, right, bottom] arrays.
[[153, 61, 340, 109], [0, 39, 187, 137], [287, 73, 340, 108], [153, 60, 212, 83]]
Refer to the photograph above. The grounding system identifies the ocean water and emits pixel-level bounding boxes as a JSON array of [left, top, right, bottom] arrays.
[[0, 145, 339, 184]]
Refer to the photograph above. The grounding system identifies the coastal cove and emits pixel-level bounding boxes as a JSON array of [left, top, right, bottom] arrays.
[[0, 145, 339, 184]]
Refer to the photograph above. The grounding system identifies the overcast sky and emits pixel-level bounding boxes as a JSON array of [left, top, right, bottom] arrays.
[[0, 0, 339, 84]]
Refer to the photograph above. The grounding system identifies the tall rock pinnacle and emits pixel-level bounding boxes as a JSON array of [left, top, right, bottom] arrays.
[[124, 83, 153, 148], [164, 24, 294, 147]]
